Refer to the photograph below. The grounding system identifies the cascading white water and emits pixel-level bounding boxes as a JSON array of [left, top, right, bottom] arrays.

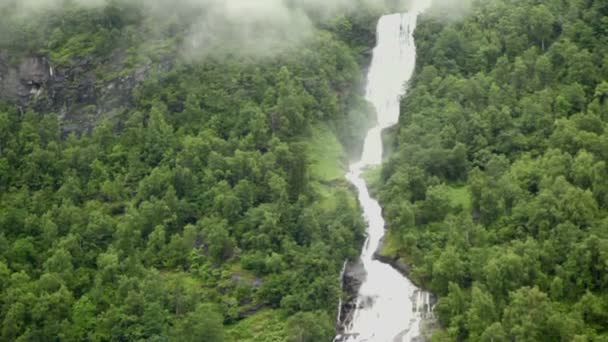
[[336, 1, 432, 341]]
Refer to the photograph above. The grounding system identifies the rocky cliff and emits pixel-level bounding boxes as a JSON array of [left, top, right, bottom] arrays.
[[0, 52, 173, 135]]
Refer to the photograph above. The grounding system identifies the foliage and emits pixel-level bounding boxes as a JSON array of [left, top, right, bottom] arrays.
[[0, 1, 385, 339], [226, 309, 287, 342], [379, 0, 608, 340]]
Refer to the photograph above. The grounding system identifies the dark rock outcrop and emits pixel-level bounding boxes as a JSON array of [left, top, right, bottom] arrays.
[[0, 55, 52, 103], [335, 259, 366, 334], [0, 51, 174, 135], [373, 237, 412, 277], [19, 57, 51, 87]]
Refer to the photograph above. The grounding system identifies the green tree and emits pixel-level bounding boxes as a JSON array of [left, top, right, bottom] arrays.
[[285, 311, 334, 342], [171, 304, 224, 342]]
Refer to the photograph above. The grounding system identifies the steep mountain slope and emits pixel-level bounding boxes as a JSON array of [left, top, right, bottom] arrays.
[[0, 1, 384, 340], [378, 0, 608, 340]]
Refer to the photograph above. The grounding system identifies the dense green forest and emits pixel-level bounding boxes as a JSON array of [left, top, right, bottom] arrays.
[[4, 0, 608, 340], [377, 0, 608, 340], [0, 1, 385, 341]]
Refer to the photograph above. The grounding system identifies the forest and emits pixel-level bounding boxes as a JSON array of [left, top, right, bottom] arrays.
[[377, 0, 608, 340], [2, 0, 608, 340], [0, 0, 385, 341]]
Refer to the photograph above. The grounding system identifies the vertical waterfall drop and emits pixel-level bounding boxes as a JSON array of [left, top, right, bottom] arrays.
[[335, 1, 431, 341]]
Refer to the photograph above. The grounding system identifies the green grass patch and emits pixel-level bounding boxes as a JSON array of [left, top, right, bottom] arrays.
[[362, 165, 382, 192], [158, 270, 201, 287], [306, 124, 345, 182], [49, 33, 103, 65], [446, 184, 471, 210], [305, 123, 353, 211], [226, 309, 287, 342], [378, 229, 400, 259], [311, 179, 354, 212]]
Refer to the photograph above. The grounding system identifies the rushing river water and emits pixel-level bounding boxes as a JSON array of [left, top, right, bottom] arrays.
[[335, 1, 432, 341]]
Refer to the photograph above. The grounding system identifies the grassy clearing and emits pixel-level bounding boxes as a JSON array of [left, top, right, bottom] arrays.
[[305, 123, 354, 211], [158, 270, 202, 287], [226, 309, 287, 342], [312, 178, 358, 213], [362, 165, 382, 192], [306, 123, 346, 183], [446, 184, 470, 210]]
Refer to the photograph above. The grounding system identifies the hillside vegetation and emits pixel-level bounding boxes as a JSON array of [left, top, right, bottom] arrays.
[[0, 1, 384, 340], [379, 0, 608, 340]]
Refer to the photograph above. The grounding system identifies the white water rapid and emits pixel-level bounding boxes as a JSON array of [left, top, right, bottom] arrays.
[[336, 1, 432, 341]]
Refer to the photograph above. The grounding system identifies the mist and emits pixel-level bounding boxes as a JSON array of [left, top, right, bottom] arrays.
[[1, 0, 398, 58], [184, 0, 317, 58], [424, 0, 474, 21]]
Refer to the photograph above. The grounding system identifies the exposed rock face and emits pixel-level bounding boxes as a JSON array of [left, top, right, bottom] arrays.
[[335, 260, 366, 334], [0, 51, 174, 135], [0, 55, 50, 104], [19, 57, 51, 87], [373, 240, 412, 277]]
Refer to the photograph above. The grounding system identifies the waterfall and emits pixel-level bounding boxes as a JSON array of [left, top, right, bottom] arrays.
[[336, 260, 348, 325], [335, 1, 432, 341]]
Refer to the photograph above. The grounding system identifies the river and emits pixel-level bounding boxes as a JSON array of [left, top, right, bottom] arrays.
[[335, 1, 432, 341]]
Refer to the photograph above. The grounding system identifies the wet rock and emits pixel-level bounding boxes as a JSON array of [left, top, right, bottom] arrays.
[[336, 259, 366, 332], [0, 56, 21, 103], [372, 235, 411, 273], [372, 236, 440, 341], [0, 50, 176, 136], [75, 77, 97, 104], [0, 53, 10, 78], [373, 249, 412, 277], [0, 54, 48, 104], [19, 56, 51, 86]]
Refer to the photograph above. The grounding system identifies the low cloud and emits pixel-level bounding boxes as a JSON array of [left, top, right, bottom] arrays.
[[424, 0, 474, 20], [184, 0, 316, 57], [1, 0, 402, 58]]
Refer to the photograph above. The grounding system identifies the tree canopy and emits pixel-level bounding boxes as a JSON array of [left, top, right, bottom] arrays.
[[377, 0, 608, 340], [0, 0, 385, 340]]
